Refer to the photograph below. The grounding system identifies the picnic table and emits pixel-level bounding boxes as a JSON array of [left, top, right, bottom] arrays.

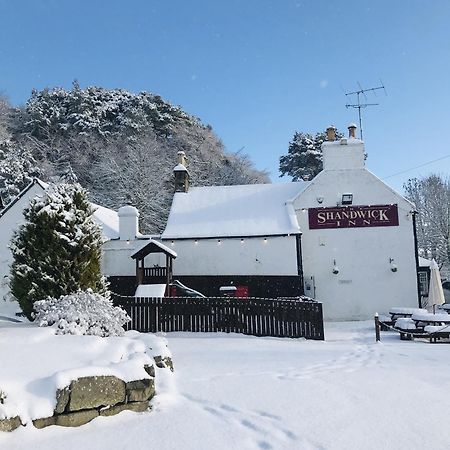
[[423, 325, 450, 343], [378, 308, 427, 332], [394, 317, 422, 340], [438, 304, 450, 313], [410, 312, 450, 326], [411, 313, 450, 343], [388, 307, 427, 322]]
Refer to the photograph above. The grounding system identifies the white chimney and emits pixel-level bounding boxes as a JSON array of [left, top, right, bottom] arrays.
[[321, 124, 365, 170], [118, 205, 139, 241]]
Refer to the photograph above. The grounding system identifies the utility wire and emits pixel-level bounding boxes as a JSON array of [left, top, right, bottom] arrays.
[[382, 154, 450, 180]]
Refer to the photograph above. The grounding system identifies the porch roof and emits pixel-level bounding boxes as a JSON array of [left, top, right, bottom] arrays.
[[131, 239, 177, 260]]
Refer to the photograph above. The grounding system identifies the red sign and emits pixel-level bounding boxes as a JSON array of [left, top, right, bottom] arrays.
[[308, 204, 399, 229]]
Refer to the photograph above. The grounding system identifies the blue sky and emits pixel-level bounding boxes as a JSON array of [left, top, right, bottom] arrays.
[[1, 0, 449, 191]]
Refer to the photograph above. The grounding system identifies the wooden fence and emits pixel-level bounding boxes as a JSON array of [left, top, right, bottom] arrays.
[[113, 296, 324, 340]]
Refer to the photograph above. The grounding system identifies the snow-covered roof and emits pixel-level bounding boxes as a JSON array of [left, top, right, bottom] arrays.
[[131, 239, 177, 259], [0, 179, 119, 241], [419, 256, 432, 268], [0, 179, 48, 219], [173, 163, 188, 173], [135, 284, 166, 298], [162, 182, 309, 239], [92, 204, 119, 240]]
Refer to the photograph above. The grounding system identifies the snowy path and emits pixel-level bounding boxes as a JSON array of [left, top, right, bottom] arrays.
[[2, 321, 450, 450]]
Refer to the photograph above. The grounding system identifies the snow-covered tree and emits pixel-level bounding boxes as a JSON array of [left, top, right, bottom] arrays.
[[9, 84, 269, 232], [34, 290, 130, 337], [279, 130, 343, 181], [23, 82, 195, 139], [10, 183, 107, 319], [0, 95, 11, 143], [0, 96, 41, 207], [404, 175, 450, 276], [0, 142, 41, 207]]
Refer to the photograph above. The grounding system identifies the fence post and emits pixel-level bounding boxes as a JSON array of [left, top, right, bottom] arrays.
[[374, 312, 381, 342]]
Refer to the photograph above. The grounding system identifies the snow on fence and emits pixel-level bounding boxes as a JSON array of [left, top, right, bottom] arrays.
[[113, 296, 325, 340]]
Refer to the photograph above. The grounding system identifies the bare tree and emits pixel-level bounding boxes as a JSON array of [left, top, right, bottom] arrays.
[[405, 174, 450, 276], [91, 132, 174, 233]]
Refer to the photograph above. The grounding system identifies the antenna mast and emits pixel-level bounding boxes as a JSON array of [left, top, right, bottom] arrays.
[[345, 82, 386, 140]]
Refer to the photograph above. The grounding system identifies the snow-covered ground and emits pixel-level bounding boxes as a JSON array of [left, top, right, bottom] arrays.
[[0, 319, 172, 425], [0, 297, 21, 319], [2, 321, 450, 449]]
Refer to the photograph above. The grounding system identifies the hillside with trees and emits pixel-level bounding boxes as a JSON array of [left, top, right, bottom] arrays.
[[0, 84, 269, 232]]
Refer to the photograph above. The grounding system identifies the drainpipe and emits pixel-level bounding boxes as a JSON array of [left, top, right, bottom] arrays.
[[412, 211, 422, 308]]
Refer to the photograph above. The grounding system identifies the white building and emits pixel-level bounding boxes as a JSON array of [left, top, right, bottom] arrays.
[[101, 205, 177, 296], [0, 125, 421, 320], [161, 182, 306, 298], [0, 179, 120, 311], [157, 127, 419, 320], [293, 126, 418, 319]]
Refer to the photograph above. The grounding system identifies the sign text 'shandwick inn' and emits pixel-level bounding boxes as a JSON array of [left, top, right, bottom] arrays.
[[308, 204, 399, 230]]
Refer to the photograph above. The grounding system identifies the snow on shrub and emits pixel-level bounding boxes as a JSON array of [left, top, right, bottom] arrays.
[[33, 290, 130, 337], [10, 182, 107, 320]]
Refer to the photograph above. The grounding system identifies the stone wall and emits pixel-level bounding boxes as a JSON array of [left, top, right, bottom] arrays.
[[0, 357, 173, 432]]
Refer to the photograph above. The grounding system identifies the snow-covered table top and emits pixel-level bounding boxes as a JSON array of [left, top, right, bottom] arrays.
[[424, 325, 450, 333], [438, 304, 450, 311], [389, 307, 427, 315], [395, 318, 417, 330], [411, 313, 450, 323]]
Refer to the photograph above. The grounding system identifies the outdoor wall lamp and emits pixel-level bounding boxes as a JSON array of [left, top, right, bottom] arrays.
[[341, 193, 353, 205], [389, 258, 398, 272], [332, 259, 340, 275]]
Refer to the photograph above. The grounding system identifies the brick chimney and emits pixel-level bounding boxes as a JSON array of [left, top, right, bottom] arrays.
[[326, 126, 337, 141], [174, 151, 189, 193]]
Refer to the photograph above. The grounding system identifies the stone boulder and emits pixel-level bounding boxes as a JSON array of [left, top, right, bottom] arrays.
[[0, 416, 21, 432], [67, 376, 126, 412], [126, 378, 155, 402], [154, 356, 174, 371], [55, 409, 99, 427], [100, 401, 149, 417]]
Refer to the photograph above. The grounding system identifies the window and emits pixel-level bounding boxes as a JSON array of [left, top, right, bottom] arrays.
[[419, 271, 429, 296]]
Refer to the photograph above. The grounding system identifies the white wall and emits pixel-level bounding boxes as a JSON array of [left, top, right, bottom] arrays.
[[101, 240, 167, 277], [295, 168, 418, 320], [0, 183, 45, 302], [163, 235, 298, 276]]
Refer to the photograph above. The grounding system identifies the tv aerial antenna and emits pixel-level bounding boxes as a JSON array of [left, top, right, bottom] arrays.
[[345, 81, 387, 140]]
